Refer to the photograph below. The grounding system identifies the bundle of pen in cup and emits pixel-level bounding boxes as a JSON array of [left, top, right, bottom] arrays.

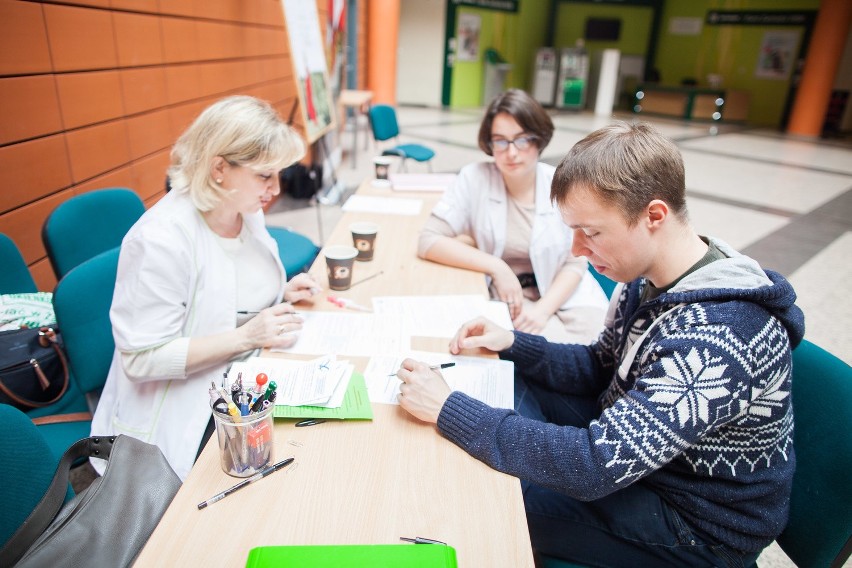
[[209, 372, 277, 477]]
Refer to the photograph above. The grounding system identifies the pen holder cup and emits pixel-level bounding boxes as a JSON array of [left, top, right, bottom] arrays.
[[211, 402, 275, 477]]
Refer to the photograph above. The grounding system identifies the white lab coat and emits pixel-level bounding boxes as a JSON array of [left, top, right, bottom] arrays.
[[90, 190, 285, 480], [430, 161, 607, 310]]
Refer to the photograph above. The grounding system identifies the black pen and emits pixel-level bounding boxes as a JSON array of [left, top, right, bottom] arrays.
[[237, 310, 301, 315], [400, 536, 447, 545], [387, 362, 455, 377], [197, 457, 295, 509]]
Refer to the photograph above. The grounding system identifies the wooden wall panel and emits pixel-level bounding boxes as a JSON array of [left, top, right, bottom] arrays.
[[43, 4, 117, 72], [0, 0, 330, 286], [55, 70, 125, 129], [0, 1, 52, 76], [0, 135, 72, 214], [0, 75, 63, 145]]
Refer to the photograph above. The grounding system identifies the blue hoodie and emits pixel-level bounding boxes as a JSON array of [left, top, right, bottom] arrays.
[[437, 238, 805, 554]]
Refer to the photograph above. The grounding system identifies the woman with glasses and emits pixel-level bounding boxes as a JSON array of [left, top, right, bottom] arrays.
[[418, 89, 607, 343]]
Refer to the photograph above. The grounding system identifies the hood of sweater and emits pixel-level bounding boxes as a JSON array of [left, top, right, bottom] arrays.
[[657, 237, 805, 349]]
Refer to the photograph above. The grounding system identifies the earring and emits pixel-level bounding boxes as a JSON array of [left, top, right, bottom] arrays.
[[216, 178, 223, 184]]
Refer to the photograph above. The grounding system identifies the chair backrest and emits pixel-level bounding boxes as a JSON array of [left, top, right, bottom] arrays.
[[267, 226, 320, 278], [42, 188, 145, 279], [369, 104, 401, 142], [776, 339, 852, 568], [0, 233, 37, 294], [588, 263, 617, 299], [52, 248, 120, 396], [0, 404, 63, 549]]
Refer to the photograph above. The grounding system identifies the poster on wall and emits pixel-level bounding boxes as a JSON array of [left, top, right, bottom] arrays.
[[326, 0, 346, 98], [283, 0, 336, 144], [755, 30, 798, 80], [456, 13, 481, 62]]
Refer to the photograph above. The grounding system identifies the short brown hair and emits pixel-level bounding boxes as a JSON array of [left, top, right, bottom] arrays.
[[551, 122, 687, 225], [478, 89, 554, 156]]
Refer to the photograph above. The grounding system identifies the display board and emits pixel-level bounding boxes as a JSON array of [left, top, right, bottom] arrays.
[[282, 0, 336, 143]]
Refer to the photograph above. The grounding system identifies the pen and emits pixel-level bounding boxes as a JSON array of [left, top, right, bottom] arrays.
[[295, 419, 326, 427], [327, 295, 372, 312], [237, 310, 301, 315], [400, 536, 447, 545], [197, 457, 295, 509], [348, 270, 384, 288], [388, 362, 456, 377]]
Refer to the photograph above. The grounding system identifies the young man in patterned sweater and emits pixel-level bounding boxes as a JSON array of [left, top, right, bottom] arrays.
[[396, 122, 805, 567]]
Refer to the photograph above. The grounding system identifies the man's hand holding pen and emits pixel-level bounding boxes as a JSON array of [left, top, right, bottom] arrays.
[[396, 358, 452, 424]]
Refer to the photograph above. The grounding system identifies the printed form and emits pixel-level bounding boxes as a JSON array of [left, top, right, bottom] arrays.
[[364, 350, 514, 409], [372, 295, 513, 339]]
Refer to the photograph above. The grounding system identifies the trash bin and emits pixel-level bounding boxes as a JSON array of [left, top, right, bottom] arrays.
[[483, 48, 512, 105]]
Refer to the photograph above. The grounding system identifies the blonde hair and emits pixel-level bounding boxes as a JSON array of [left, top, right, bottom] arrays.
[[168, 96, 306, 211]]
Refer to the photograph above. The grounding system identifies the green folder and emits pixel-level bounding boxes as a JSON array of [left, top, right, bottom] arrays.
[[246, 544, 457, 567], [272, 371, 373, 420]]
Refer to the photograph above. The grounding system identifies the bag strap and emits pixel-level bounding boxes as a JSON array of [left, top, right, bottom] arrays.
[[0, 436, 116, 567], [31, 412, 93, 426], [0, 328, 70, 409]]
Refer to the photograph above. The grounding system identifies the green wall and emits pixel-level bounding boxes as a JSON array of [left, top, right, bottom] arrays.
[[554, 3, 653, 54], [446, 0, 823, 127], [655, 0, 819, 127], [449, 1, 553, 107]]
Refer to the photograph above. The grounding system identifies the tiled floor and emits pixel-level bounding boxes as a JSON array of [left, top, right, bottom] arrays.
[[266, 105, 852, 567]]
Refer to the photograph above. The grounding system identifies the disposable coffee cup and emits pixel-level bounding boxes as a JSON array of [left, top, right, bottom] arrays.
[[350, 222, 379, 261], [324, 245, 358, 290], [372, 157, 392, 187], [211, 401, 274, 478]]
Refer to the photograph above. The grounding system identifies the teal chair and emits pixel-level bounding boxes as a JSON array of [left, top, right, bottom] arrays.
[[30, 248, 121, 461], [542, 339, 852, 568], [42, 188, 144, 280], [588, 263, 617, 299], [0, 233, 37, 294], [775, 339, 852, 568], [0, 404, 71, 554], [0, 232, 91, 429], [368, 104, 435, 172], [267, 226, 320, 278]]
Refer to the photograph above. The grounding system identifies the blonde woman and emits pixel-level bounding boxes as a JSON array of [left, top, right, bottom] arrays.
[[91, 96, 319, 480]]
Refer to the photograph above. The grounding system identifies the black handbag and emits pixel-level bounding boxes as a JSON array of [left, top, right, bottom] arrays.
[[0, 435, 181, 568], [0, 326, 69, 411]]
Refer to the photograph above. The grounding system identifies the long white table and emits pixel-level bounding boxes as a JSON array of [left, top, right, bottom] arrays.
[[134, 180, 535, 567]]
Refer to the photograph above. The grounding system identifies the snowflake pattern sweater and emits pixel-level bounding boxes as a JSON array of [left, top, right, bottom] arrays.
[[437, 238, 805, 554]]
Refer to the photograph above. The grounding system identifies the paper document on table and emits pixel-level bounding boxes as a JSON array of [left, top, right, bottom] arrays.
[[271, 311, 411, 356], [389, 173, 456, 192], [364, 351, 514, 409], [275, 372, 373, 420], [228, 355, 350, 407], [371, 295, 513, 338], [341, 194, 423, 216]]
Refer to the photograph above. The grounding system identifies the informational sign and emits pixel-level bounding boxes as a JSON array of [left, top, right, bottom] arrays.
[[451, 0, 518, 13], [283, 0, 336, 144], [457, 13, 481, 62], [755, 30, 799, 80]]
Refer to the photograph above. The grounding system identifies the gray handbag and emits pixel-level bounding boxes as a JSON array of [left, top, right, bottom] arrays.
[[0, 435, 181, 567]]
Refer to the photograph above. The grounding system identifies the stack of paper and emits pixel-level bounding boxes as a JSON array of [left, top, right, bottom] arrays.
[[228, 355, 352, 408], [371, 295, 513, 339], [364, 350, 514, 409]]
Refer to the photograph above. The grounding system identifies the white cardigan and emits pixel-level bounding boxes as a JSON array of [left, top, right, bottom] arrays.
[[90, 190, 285, 480], [430, 161, 607, 310]]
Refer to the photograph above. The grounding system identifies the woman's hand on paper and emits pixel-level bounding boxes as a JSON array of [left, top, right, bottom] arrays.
[[449, 317, 515, 355], [512, 303, 548, 335], [243, 303, 303, 349], [489, 264, 523, 319], [397, 358, 452, 424], [284, 272, 321, 303]]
